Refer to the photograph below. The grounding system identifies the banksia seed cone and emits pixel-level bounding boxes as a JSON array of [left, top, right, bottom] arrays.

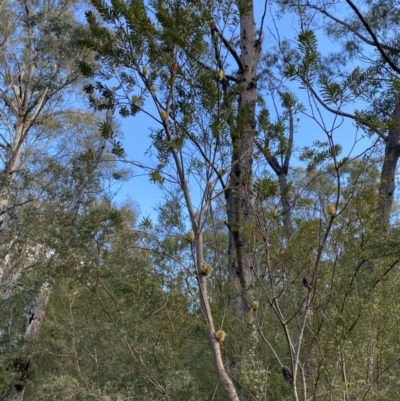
[[200, 263, 212, 277], [186, 230, 195, 241], [216, 330, 227, 342], [324, 203, 336, 216]]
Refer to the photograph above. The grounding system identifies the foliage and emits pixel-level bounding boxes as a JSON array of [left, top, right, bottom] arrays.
[[2, 0, 400, 401]]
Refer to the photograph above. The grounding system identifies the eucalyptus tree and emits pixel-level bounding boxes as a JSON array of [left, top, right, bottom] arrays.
[[0, 0, 88, 207], [0, 107, 118, 401], [0, 1, 122, 400], [0, 0, 94, 294]]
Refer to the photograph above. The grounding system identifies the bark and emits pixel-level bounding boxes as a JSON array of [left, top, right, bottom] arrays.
[[377, 97, 400, 229], [195, 234, 240, 401], [255, 140, 295, 237], [159, 104, 240, 400], [22, 282, 51, 337], [259, 103, 295, 237], [226, 0, 261, 315], [278, 171, 294, 236], [262, 152, 294, 237], [6, 283, 50, 401], [279, 106, 295, 237]]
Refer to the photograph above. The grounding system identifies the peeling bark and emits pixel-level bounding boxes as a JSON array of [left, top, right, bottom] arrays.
[[22, 282, 51, 337]]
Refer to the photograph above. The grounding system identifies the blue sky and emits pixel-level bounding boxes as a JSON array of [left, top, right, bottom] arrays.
[[113, 1, 377, 219]]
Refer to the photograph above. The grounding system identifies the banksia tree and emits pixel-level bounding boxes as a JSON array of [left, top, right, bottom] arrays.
[[78, 1, 400, 401]]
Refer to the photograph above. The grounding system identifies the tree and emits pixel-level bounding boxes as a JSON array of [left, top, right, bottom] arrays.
[[281, 0, 400, 229], [80, 0, 268, 398], [25, 201, 221, 400], [0, 2, 123, 399]]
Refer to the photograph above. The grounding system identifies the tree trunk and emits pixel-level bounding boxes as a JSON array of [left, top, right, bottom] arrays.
[[256, 104, 295, 237], [6, 283, 50, 401], [377, 97, 400, 229], [226, 0, 261, 315], [278, 171, 295, 237], [22, 282, 51, 337], [195, 233, 240, 401], [0, 119, 32, 222]]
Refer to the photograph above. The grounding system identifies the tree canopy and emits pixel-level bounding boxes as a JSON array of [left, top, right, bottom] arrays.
[[1, 0, 400, 400]]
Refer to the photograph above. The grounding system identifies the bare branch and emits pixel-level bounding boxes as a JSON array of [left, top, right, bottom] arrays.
[[259, 0, 269, 41], [283, 105, 294, 172], [344, 0, 400, 74], [213, 24, 244, 71]]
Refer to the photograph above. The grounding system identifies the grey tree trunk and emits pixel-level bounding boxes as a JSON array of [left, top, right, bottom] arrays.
[[256, 104, 295, 237], [260, 152, 294, 237], [377, 97, 400, 229], [6, 283, 51, 401], [278, 172, 294, 236], [226, 0, 261, 315]]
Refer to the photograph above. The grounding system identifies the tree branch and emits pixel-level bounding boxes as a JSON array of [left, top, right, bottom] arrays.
[[344, 0, 400, 74], [304, 80, 387, 141], [213, 24, 244, 71], [259, 0, 269, 41], [198, 60, 239, 83], [255, 139, 282, 175], [283, 105, 294, 172], [307, 3, 400, 54]]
